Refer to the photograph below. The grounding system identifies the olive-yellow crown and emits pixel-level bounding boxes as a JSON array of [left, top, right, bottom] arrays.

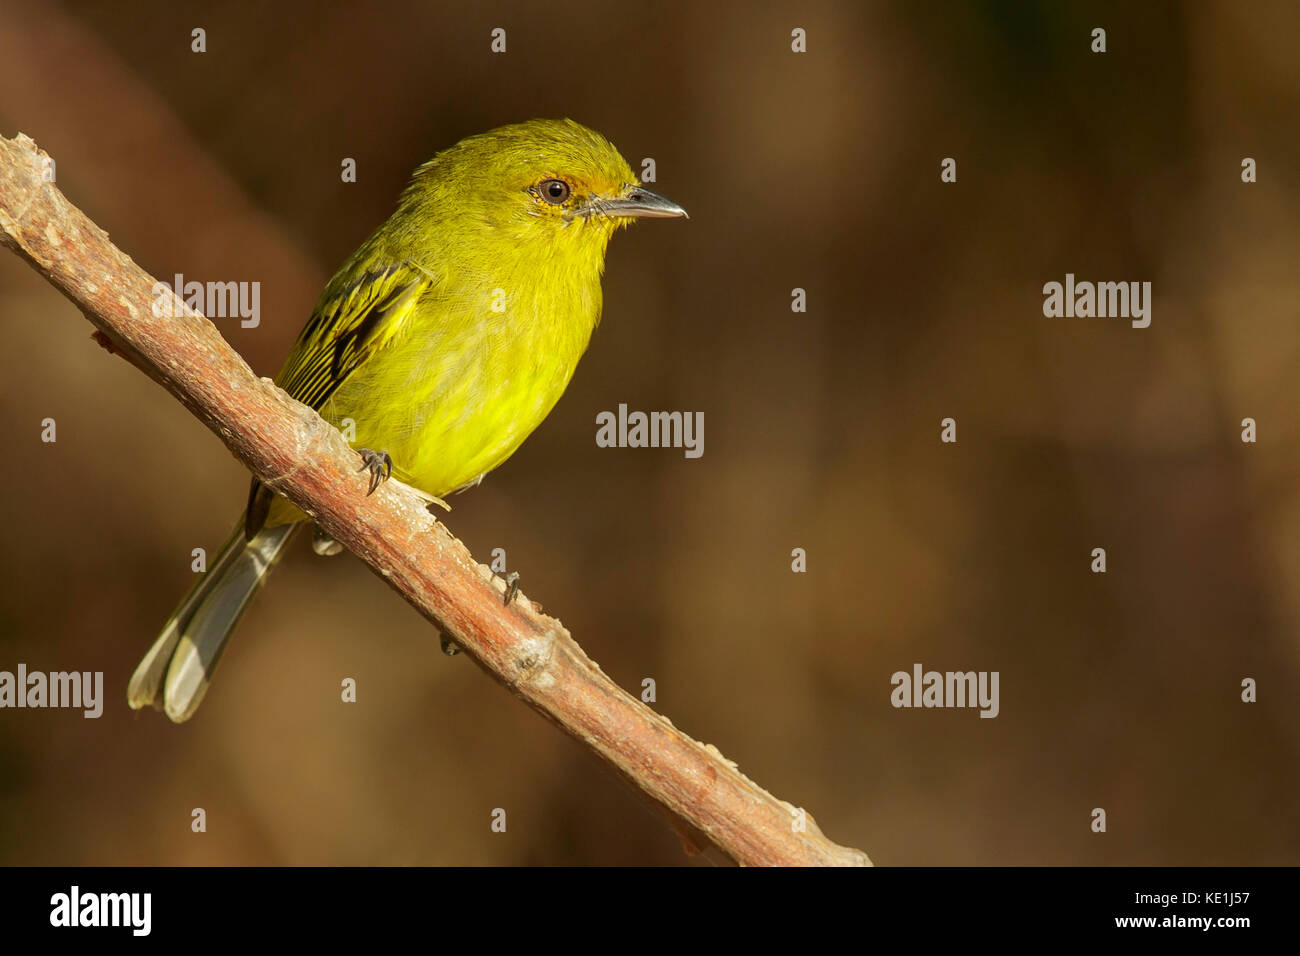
[[400, 118, 686, 239]]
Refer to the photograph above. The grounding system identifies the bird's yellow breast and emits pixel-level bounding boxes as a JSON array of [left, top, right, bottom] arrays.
[[320, 263, 603, 499]]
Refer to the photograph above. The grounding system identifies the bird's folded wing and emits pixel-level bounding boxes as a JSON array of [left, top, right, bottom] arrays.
[[275, 261, 431, 411], [244, 261, 431, 539]]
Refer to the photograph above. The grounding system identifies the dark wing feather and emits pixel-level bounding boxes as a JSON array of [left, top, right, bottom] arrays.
[[277, 262, 429, 411]]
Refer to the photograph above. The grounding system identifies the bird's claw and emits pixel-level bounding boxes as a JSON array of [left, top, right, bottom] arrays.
[[357, 448, 393, 495], [496, 570, 521, 606]]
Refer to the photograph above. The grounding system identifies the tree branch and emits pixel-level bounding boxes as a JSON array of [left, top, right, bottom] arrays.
[[0, 132, 870, 867]]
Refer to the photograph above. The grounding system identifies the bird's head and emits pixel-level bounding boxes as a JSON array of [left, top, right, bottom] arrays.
[[407, 118, 687, 254]]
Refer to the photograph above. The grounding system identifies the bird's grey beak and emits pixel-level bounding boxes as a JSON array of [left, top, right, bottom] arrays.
[[584, 186, 688, 220]]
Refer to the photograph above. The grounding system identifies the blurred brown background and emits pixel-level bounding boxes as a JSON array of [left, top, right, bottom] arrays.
[[1, 0, 1298, 865]]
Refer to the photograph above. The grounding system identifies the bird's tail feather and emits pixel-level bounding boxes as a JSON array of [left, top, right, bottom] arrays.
[[127, 520, 301, 722]]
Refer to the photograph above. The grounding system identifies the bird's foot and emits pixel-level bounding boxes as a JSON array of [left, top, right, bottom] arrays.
[[312, 525, 343, 556], [494, 569, 522, 606], [357, 448, 393, 495]]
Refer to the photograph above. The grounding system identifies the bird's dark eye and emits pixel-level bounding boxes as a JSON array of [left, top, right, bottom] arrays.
[[538, 179, 571, 205]]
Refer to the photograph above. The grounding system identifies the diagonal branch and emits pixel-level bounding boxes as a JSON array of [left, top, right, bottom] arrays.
[[0, 132, 870, 867]]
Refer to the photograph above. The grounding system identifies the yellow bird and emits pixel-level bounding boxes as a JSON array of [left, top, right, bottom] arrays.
[[128, 119, 686, 722]]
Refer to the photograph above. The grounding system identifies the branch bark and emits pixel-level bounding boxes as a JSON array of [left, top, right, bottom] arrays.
[[0, 132, 870, 867]]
